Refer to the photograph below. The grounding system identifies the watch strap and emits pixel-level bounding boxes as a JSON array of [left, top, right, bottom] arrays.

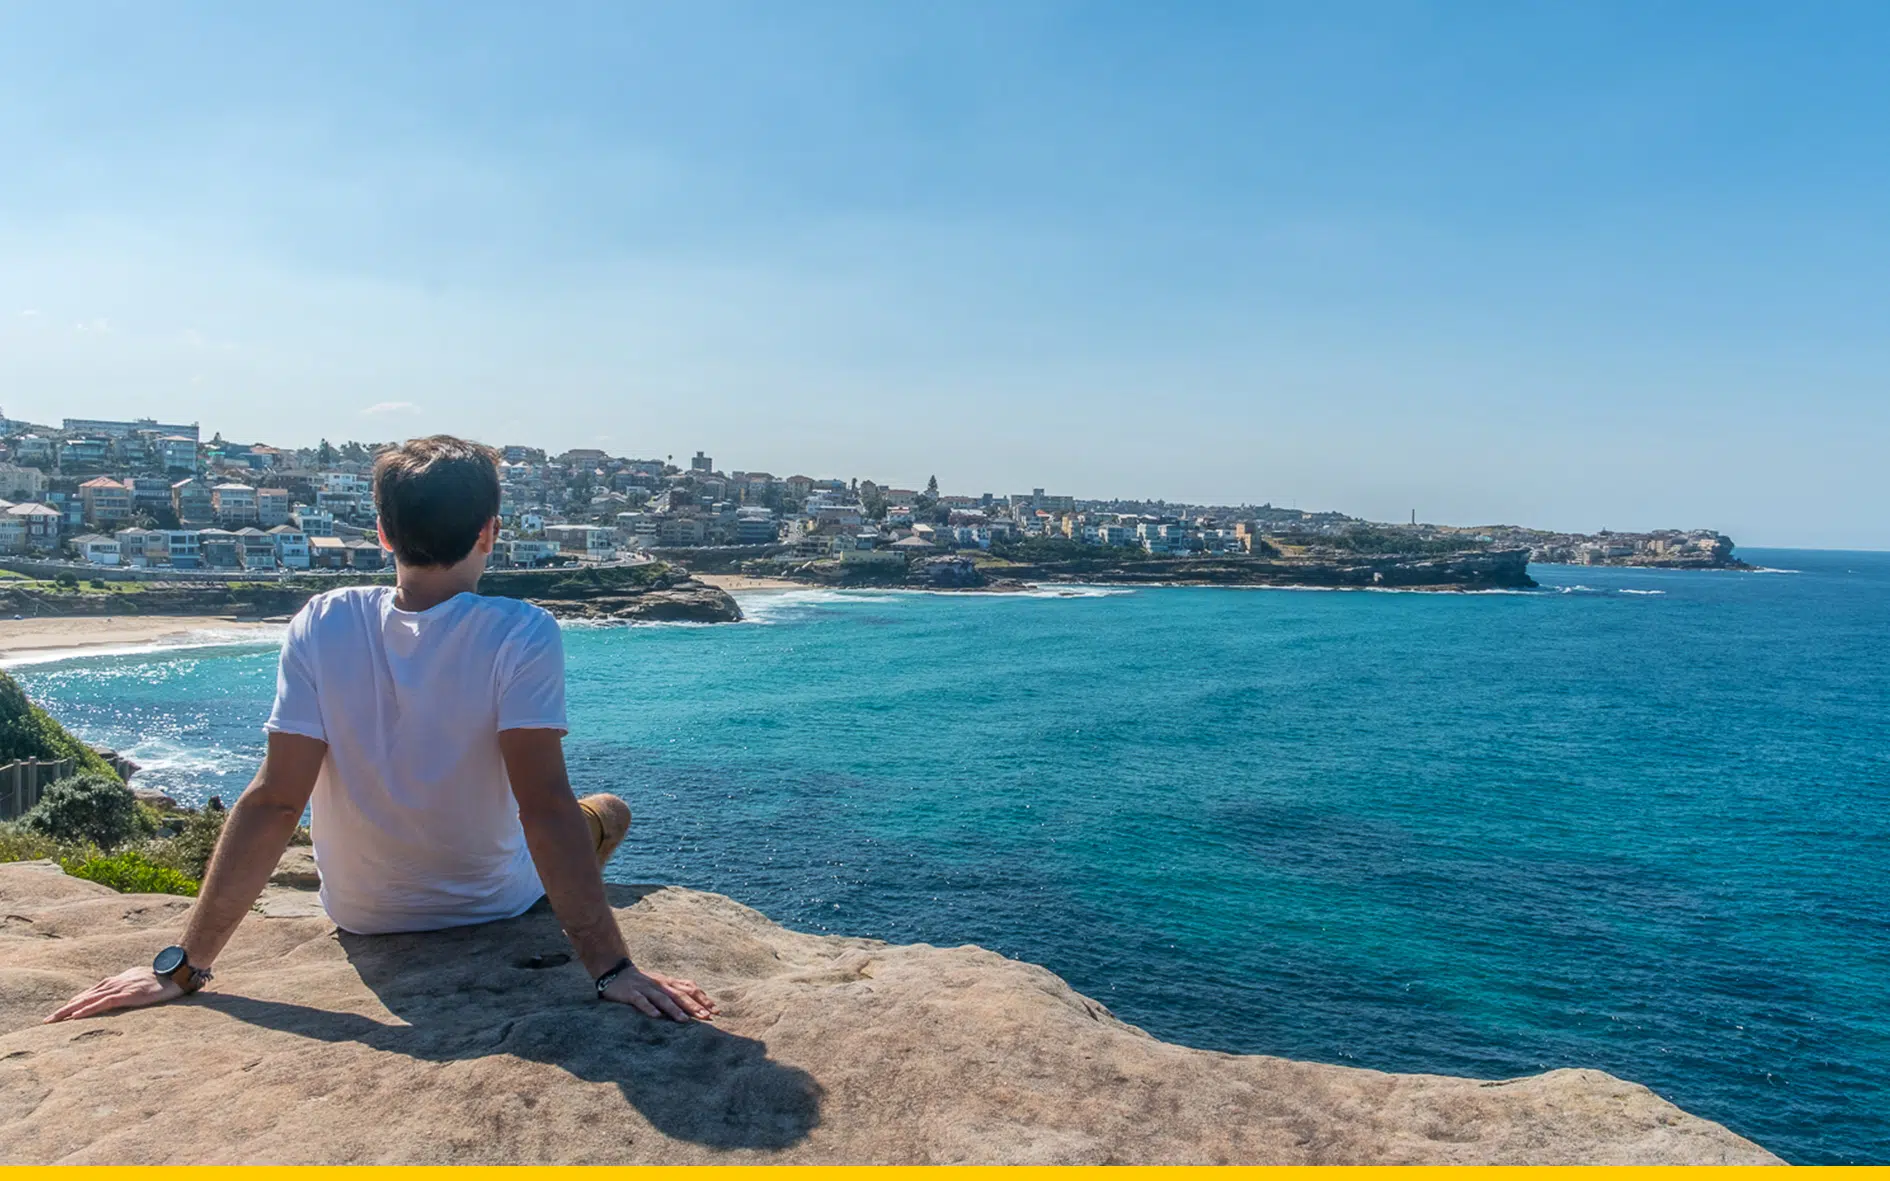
[[594, 957, 633, 1000], [156, 947, 212, 994]]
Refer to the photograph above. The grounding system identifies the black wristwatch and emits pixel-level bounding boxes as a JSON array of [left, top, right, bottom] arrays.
[[153, 945, 213, 994], [594, 957, 634, 1000]]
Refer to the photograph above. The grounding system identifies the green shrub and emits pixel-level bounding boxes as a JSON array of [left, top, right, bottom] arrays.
[[60, 850, 198, 897], [0, 820, 98, 865], [134, 801, 168, 837], [0, 670, 123, 781], [22, 772, 143, 850], [88, 578, 106, 589], [54, 571, 77, 588], [160, 808, 226, 880]]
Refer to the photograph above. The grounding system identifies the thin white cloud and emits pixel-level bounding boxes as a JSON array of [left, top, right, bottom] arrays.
[[18, 310, 38, 317], [361, 401, 421, 417]]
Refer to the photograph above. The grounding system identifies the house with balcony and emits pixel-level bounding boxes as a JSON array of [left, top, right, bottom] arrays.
[[197, 529, 241, 569], [124, 476, 175, 519], [0, 463, 46, 500], [114, 527, 165, 567], [212, 482, 259, 526], [235, 527, 278, 569], [79, 477, 134, 528], [172, 477, 214, 525], [9, 435, 54, 467], [159, 435, 199, 472], [495, 537, 561, 567], [57, 437, 110, 471], [256, 487, 290, 527], [292, 507, 334, 536], [157, 529, 200, 568], [544, 524, 618, 561], [268, 524, 310, 569], [6, 502, 62, 551], [309, 536, 351, 569], [347, 543, 387, 570]]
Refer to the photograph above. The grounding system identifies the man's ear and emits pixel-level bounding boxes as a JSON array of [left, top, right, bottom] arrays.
[[377, 522, 393, 552], [477, 516, 500, 554]]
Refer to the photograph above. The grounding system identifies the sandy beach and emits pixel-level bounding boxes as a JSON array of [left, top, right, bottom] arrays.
[[693, 573, 803, 592], [0, 615, 282, 661]]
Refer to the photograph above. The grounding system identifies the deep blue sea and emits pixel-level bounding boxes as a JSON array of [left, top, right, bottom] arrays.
[[9, 548, 1887, 1164]]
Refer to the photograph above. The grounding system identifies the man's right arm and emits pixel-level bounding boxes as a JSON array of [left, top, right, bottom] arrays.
[[45, 730, 325, 1022], [499, 727, 714, 1022]]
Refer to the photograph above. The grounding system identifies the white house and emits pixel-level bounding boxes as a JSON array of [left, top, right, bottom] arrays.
[[72, 533, 121, 566], [269, 524, 310, 569]]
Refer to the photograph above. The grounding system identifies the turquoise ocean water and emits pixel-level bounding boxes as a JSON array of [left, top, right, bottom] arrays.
[[9, 548, 1886, 1163]]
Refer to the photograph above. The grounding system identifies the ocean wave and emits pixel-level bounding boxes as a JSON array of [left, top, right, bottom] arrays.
[[558, 617, 724, 632], [735, 588, 865, 624], [115, 736, 257, 782], [1745, 567, 1801, 574], [1009, 585, 1135, 599], [1619, 588, 1667, 595]]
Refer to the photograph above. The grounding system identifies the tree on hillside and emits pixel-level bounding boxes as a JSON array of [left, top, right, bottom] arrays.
[[925, 475, 939, 499], [317, 439, 336, 468]]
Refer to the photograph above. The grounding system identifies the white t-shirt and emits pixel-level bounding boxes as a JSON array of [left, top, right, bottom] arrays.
[[262, 585, 568, 935]]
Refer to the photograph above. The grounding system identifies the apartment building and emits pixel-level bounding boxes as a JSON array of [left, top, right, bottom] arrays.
[[79, 477, 133, 527], [172, 477, 214, 524], [212, 482, 259, 526], [256, 487, 290, 527]]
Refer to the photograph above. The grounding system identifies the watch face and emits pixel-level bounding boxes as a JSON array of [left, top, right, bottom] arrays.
[[153, 946, 187, 976]]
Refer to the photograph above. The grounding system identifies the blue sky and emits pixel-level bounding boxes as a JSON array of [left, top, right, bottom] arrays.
[[2, 3, 1886, 546]]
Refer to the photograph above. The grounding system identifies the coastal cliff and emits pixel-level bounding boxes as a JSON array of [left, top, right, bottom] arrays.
[[1001, 548, 1538, 591], [731, 548, 1537, 593], [0, 563, 743, 625], [0, 859, 1776, 1165]]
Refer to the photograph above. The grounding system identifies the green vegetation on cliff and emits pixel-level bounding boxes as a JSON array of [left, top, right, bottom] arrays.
[[0, 671, 122, 781], [0, 670, 233, 895]]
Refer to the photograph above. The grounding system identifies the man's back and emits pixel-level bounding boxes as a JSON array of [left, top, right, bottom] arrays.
[[265, 584, 567, 934]]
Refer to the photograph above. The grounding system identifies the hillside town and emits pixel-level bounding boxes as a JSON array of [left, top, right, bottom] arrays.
[[0, 413, 1737, 575]]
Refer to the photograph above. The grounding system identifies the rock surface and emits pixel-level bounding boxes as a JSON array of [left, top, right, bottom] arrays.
[[529, 581, 743, 624], [1002, 549, 1538, 591], [0, 860, 1778, 1165]]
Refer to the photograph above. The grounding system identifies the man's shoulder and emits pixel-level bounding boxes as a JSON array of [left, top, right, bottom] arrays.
[[295, 584, 388, 625], [473, 594, 560, 639]]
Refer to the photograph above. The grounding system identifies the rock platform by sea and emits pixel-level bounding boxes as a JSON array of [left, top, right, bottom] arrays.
[[0, 860, 1777, 1165]]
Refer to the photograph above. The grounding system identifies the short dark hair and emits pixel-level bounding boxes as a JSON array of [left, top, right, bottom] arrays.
[[373, 435, 501, 567]]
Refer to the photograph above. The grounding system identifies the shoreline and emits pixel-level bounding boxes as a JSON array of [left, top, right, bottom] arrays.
[[0, 615, 283, 663], [694, 573, 804, 592]]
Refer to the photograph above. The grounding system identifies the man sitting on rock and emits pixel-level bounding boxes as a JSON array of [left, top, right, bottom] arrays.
[[47, 435, 716, 1025]]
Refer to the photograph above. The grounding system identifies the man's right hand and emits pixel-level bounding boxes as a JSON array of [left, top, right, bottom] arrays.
[[603, 966, 718, 1022], [45, 966, 185, 1023]]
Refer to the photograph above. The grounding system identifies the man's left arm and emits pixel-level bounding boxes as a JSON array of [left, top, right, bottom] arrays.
[[44, 731, 326, 1022]]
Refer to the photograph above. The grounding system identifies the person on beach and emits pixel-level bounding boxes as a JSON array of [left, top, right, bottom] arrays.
[[47, 435, 716, 1024]]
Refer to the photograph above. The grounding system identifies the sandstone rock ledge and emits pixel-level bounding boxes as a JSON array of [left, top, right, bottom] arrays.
[[0, 861, 1778, 1165]]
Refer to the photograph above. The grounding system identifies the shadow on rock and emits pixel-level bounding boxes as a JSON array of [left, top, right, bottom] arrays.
[[199, 900, 823, 1152]]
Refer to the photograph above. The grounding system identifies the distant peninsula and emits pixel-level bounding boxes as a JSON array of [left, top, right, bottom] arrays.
[[0, 562, 743, 626]]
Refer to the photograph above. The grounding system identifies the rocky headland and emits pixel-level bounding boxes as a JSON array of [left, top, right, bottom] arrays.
[[742, 548, 1537, 593], [995, 548, 1538, 591], [0, 857, 1777, 1165], [0, 562, 743, 626]]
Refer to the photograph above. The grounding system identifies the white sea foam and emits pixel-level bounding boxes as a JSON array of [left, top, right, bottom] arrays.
[[735, 588, 864, 624], [1002, 585, 1134, 599], [114, 736, 254, 782], [1619, 588, 1667, 595]]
